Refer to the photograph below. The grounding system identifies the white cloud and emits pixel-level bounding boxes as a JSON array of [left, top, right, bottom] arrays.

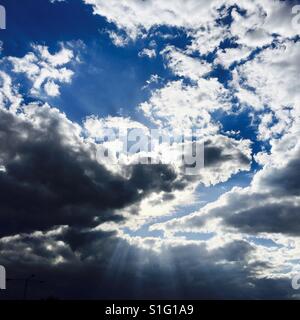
[[186, 22, 230, 55], [84, 115, 148, 138], [84, 0, 224, 39], [8, 44, 75, 97], [215, 46, 252, 68], [85, 0, 299, 54], [151, 121, 300, 277], [0, 71, 22, 111], [138, 48, 156, 59], [162, 46, 211, 80], [107, 30, 130, 47], [44, 80, 60, 97], [231, 40, 300, 140], [139, 78, 230, 135]]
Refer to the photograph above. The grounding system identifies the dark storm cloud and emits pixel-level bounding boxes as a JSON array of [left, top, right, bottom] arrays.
[[220, 148, 300, 236], [0, 104, 262, 301], [0, 104, 253, 238], [204, 143, 248, 167], [0, 230, 293, 299], [159, 143, 300, 240], [0, 104, 284, 300], [200, 148, 300, 236], [204, 138, 251, 167], [225, 201, 300, 236], [126, 163, 187, 193], [0, 106, 187, 237], [259, 156, 300, 196]]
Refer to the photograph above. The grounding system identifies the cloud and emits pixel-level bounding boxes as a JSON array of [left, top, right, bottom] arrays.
[[201, 135, 252, 186], [231, 40, 300, 140], [162, 46, 211, 80], [44, 81, 60, 97], [1, 0, 300, 299], [84, 0, 223, 39], [0, 71, 22, 111], [8, 44, 75, 97], [214, 46, 252, 68], [138, 48, 156, 59], [49, 0, 66, 3], [231, 0, 300, 46], [139, 79, 230, 134], [0, 226, 293, 299], [106, 30, 130, 47], [0, 101, 193, 238], [85, 0, 299, 51], [153, 122, 300, 245], [221, 129, 300, 236]]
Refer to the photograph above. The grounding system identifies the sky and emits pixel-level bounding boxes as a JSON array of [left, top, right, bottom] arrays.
[[0, 0, 300, 299]]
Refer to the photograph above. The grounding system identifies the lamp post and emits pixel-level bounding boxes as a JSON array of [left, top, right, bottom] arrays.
[[7, 274, 45, 300]]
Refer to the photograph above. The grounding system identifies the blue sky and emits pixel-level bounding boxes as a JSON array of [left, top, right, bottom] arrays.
[[1, 0, 191, 122]]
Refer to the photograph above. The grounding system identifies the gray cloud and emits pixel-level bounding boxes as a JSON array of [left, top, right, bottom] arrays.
[[0, 228, 293, 299], [0, 106, 188, 237], [225, 201, 300, 236], [0, 103, 257, 300], [222, 148, 300, 236], [167, 141, 300, 237], [204, 138, 251, 168]]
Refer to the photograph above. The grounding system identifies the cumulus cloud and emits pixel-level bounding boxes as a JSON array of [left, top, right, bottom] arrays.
[[8, 44, 75, 97], [0, 98, 195, 238], [138, 48, 157, 59], [231, 40, 300, 140], [214, 46, 252, 68], [0, 71, 22, 111], [151, 123, 300, 283], [139, 79, 230, 134], [106, 30, 130, 47], [162, 46, 212, 80], [84, 0, 223, 39], [153, 125, 300, 236], [0, 226, 294, 299], [85, 0, 299, 50]]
